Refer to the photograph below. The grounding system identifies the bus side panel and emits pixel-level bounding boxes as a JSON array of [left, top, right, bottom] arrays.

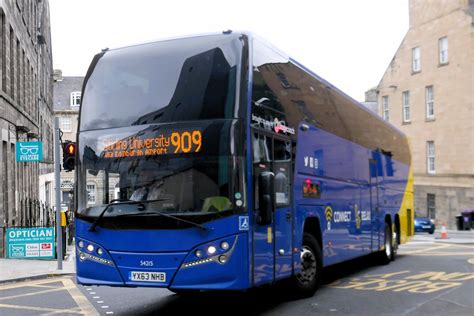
[[294, 124, 365, 267]]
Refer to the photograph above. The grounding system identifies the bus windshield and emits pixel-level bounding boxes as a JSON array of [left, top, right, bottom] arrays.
[[76, 34, 247, 229], [79, 34, 244, 131]]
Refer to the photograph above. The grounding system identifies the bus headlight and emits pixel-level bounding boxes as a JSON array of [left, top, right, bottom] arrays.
[[220, 241, 229, 250], [207, 246, 217, 255], [78, 241, 84, 248], [87, 244, 94, 252], [97, 248, 104, 256], [183, 236, 238, 269]]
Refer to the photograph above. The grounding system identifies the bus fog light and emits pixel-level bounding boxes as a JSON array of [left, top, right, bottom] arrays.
[[97, 248, 104, 256], [218, 255, 228, 264], [195, 250, 203, 258], [207, 246, 217, 255], [87, 244, 94, 252], [79, 252, 86, 261], [78, 241, 84, 248], [220, 242, 229, 250]]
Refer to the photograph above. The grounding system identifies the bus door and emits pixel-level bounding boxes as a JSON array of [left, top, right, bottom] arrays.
[[369, 158, 381, 252], [252, 132, 293, 285]]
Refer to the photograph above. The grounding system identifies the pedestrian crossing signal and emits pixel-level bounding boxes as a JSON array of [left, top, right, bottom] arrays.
[[62, 142, 76, 172]]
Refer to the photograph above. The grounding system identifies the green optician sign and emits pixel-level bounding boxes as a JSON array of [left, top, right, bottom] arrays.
[[6, 227, 55, 259]]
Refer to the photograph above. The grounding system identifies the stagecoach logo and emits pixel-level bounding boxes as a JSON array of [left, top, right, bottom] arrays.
[[325, 206, 333, 231], [251, 115, 295, 135]]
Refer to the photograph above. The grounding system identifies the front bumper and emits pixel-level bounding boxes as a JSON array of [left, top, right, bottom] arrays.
[[76, 233, 249, 290]]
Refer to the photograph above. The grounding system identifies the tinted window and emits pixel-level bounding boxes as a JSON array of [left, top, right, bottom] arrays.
[[80, 34, 244, 131], [252, 38, 410, 165]]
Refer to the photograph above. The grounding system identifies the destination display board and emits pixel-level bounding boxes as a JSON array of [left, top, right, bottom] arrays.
[[102, 130, 202, 158]]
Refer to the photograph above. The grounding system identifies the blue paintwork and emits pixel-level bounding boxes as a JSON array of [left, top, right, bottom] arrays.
[[293, 123, 409, 267], [76, 32, 411, 291], [76, 216, 250, 290]]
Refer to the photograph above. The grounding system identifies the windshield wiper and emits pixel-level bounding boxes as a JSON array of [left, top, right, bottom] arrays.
[[88, 198, 168, 232], [116, 211, 211, 232]]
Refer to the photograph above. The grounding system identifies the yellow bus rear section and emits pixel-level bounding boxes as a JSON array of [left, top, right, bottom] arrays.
[[398, 166, 414, 244]]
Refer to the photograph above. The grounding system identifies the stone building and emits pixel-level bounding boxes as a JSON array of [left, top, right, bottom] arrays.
[[0, 0, 54, 239], [376, 0, 474, 228], [52, 70, 83, 208]]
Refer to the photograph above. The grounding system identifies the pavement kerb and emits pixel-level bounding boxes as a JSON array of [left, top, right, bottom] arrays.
[[0, 272, 76, 285]]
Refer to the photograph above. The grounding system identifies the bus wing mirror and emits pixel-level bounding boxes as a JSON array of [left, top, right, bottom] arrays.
[[258, 171, 275, 225]]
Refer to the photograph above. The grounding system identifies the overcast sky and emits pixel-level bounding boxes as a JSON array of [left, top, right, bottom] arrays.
[[49, 0, 408, 101]]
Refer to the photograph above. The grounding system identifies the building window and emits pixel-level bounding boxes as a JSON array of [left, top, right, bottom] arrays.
[[402, 91, 410, 122], [427, 194, 436, 219], [70, 91, 81, 107], [439, 37, 448, 65], [427, 141, 435, 174], [59, 117, 72, 132], [412, 47, 421, 72], [426, 86, 434, 119], [382, 96, 389, 121], [86, 183, 96, 204]]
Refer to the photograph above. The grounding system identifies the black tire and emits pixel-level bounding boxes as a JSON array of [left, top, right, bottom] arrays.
[[391, 223, 398, 261], [429, 229, 435, 235], [379, 222, 392, 265], [291, 233, 322, 297]]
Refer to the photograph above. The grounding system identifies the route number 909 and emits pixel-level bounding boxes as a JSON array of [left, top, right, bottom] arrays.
[[170, 130, 202, 153]]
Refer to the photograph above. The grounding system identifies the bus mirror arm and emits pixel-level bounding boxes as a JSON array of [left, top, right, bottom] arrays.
[[258, 172, 275, 225]]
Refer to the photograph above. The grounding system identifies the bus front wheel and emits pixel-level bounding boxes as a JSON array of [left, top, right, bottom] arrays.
[[292, 233, 322, 296]]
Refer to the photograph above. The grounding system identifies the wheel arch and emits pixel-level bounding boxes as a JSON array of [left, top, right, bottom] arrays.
[[303, 216, 322, 252]]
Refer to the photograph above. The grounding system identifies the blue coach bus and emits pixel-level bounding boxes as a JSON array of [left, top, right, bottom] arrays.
[[75, 32, 414, 295]]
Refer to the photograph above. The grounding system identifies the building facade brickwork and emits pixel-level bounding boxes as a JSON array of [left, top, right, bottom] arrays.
[[0, 0, 54, 233], [377, 0, 473, 229]]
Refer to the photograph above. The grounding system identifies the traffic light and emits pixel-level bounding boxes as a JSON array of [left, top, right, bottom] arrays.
[[62, 142, 76, 172]]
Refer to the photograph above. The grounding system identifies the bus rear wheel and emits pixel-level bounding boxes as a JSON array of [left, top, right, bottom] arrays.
[[291, 233, 322, 296], [379, 222, 392, 265]]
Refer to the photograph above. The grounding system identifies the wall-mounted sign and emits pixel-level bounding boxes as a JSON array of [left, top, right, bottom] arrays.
[[16, 142, 43, 162], [6, 227, 55, 259]]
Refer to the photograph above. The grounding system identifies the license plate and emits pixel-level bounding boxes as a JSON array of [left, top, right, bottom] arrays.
[[129, 271, 166, 282], [422, 225, 431, 229]]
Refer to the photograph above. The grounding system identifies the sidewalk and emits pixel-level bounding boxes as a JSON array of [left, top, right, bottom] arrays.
[[0, 244, 76, 283], [413, 229, 474, 244]]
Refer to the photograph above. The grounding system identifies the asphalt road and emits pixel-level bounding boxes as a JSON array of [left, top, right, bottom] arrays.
[[1, 236, 473, 315]]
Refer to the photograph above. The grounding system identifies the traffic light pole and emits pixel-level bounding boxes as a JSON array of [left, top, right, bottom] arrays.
[[54, 118, 63, 270]]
